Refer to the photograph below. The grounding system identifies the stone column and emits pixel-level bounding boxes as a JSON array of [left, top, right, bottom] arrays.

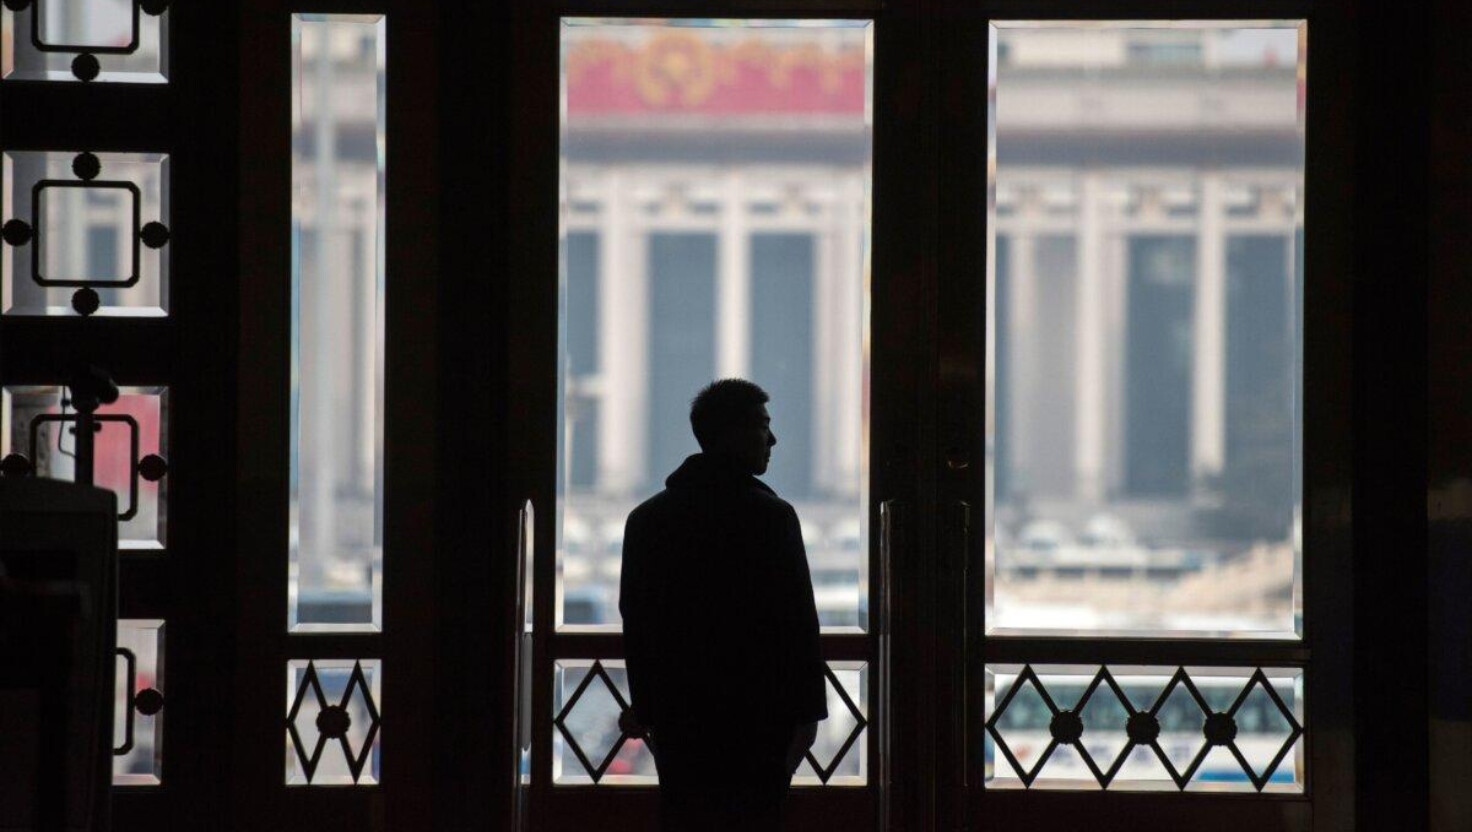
[[1191, 173, 1227, 488], [598, 169, 647, 495]]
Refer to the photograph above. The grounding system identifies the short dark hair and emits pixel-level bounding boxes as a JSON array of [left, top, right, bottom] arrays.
[[689, 379, 769, 450]]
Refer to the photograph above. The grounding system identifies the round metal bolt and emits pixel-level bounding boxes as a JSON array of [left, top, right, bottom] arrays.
[[140, 222, 170, 249], [1049, 709, 1084, 745], [140, 0, 171, 15], [139, 454, 169, 482], [72, 152, 101, 181], [71, 287, 101, 316], [1126, 711, 1160, 745], [316, 705, 352, 739], [0, 453, 33, 478], [71, 53, 100, 82], [1204, 712, 1238, 746], [2, 219, 33, 246], [134, 687, 165, 716]]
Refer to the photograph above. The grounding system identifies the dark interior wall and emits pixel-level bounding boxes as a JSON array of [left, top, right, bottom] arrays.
[[435, 0, 513, 828], [1427, 0, 1472, 826]]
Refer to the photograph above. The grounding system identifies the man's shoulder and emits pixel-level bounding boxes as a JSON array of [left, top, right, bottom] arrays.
[[749, 487, 797, 519], [630, 486, 685, 513], [628, 483, 795, 522], [625, 491, 669, 528]]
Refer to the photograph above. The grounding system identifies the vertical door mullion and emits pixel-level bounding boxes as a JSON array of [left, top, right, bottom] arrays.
[[506, 0, 562, 815], [867, 5, 942, 829], [1299, 4, 1356, 829], [234, 2, 293, 827], [931, 11, 993, 830], [380, 3, 440, 825]]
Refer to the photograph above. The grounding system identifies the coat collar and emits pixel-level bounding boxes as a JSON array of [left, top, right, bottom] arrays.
[[664, 453, 777, 497]]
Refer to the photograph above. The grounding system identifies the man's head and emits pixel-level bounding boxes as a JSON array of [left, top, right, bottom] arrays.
[[690, 379, 776, 476]]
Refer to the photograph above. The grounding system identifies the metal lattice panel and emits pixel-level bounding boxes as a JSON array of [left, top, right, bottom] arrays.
[[986, 665, 1302, 791], [552, 660, 633, 784], [114, 646, 165, 757], [553, 659, 868, 786], [0, 0, 170, 82], [286, 661, 380, 785], [0, 152, 171, 316], [805, 663, 868, 785], [1, 409, 169, 522]]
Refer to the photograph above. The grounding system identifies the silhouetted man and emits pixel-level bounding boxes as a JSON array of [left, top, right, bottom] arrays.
[[620, 379, 827, 831]]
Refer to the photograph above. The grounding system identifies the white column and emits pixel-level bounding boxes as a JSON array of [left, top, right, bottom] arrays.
[[1074, 173, 1109, 503], [716, 170, 750, 380], [835, 175, 865, 493], [1105, 232, 1129, 494], [597, 169, 648, 496], [1191, 174, 1227, 485], [813, 195, 838, 493], [1009, 232, 1037, 491]]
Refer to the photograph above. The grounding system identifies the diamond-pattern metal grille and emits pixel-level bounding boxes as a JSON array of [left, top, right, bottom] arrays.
[[986, 665, 1302, 791], [805, 663, 868, 784], [286, 660, 380, 785], [553, 660, 869, 785], [553, 660, 633, 784]]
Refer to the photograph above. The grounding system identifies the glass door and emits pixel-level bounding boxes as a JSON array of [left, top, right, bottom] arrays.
[[948, 15, 1354, 832], [513, 16, 889, 830], [502, 6, 1357, 832]]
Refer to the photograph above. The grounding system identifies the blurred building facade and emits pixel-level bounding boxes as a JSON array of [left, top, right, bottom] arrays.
[[559, 24, 872, 628], [989, 25, 1303, 634], [558, 24, 1304, 634]]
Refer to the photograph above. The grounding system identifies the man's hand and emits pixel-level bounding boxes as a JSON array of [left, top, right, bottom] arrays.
[[784, 721, 819, 775]]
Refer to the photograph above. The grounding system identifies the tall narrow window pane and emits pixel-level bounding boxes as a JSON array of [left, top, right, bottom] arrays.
[[558, 19, 873, 630], [986, 23, 1306, 638], [290, 15, 386, 631]]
